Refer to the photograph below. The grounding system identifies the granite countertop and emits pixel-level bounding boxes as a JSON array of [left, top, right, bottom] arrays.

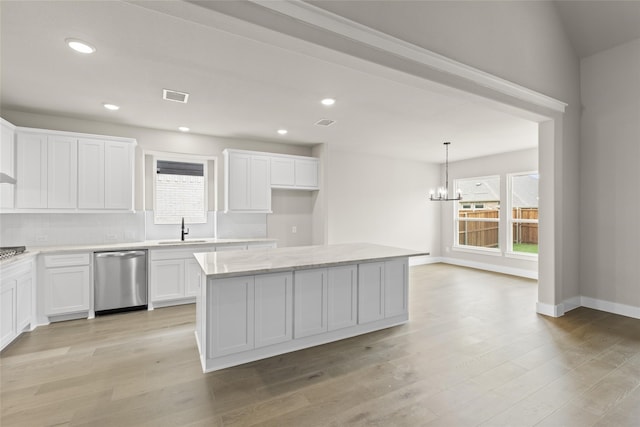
[[194, 243, 429, 279], [0, 238, 277, 268]]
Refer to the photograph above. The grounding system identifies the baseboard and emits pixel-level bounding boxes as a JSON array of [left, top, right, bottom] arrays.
[[563, 296, 581, 313], [440, 257, 538, 279], [409, 255, 442, 266], [536, 302, 564, 317], [580, 296, 640, 320]]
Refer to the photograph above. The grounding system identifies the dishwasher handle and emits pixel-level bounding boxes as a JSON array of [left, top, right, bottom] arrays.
[[95, 250, 147, 258]]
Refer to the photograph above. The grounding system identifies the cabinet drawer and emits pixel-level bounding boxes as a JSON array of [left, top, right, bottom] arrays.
[[44, 253, 90, 267]]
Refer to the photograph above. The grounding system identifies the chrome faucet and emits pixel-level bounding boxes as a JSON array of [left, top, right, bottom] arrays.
[[181, 217, 189, 241]]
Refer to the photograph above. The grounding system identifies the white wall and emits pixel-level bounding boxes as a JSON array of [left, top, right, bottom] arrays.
[[299, 0, 581, 311], [0, 110, 316, 247], [440, 148, 538, 278], [326, 148, 440, 257], [579, 38, 640, 316]]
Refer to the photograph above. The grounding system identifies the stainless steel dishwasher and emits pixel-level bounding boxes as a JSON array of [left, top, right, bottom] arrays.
[[94, 250, 147, 314]]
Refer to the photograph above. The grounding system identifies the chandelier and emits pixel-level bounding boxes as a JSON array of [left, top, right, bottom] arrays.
[[429, 142, 462, 201]]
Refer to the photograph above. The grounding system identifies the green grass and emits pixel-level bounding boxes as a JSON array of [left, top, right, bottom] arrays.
[[513, 243, 538, 254]]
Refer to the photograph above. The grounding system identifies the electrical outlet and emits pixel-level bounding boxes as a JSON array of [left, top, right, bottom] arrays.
[[291, 226, 297, 234], [35, 234, 48, 243], [105, 232, 118, 242]]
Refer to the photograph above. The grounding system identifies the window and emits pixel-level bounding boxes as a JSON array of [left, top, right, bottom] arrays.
[[154, 157, 207, 224], [455, 175, 501, 250], [509, 172, 539, 255]]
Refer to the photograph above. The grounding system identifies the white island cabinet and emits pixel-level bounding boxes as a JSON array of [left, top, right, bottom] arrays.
[[194, 243, 427, 372]]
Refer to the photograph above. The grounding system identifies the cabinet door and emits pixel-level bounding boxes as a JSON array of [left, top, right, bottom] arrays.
[[16, 133, 47, 208], [358, 262, 385, 324], [16, 272, 33, 332], [209, 276, 255, 357], [185, 259, 202, 298], [0, 121, 15, 209], [295, 158, 319, 189], [384, 259, 408, 318], [0, 281, 17, 349], [104, 141, 132, 209], [78, 139, 105, 209], [227, 153, 251, 211], [255, 272, 292, 348], [150, 260, 185, 302], [47, 136, 77, 208], [270, 157, 295, 187], [328, 265, 358, 331], [294, 268, 328, 338], [249, 156, 270, 211], [45, 266, 90, 315]]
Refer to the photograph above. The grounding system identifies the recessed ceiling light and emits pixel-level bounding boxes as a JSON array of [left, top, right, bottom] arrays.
[[178, 126, 190, 132], [321, 98, 336, 106], [277, 129, 288, 135], [103, 103, 120, 111], [66, 38, 96, 54]]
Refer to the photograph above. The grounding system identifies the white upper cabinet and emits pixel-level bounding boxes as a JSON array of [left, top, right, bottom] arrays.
[[1, 119, 16, 209], [14, 127, 135, 212], [225, 149, 319, 213], [16, 132, 48, 208], [270, 157, 295, 187], [294, 158, 319, 189], [47, 136, 77, 209], [225, 150, 271, 213], [270, 155, 319, 190]]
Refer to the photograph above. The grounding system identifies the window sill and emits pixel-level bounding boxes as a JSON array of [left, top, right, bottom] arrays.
[[505, 251, 538, 261], [452, 246, 502, 257]]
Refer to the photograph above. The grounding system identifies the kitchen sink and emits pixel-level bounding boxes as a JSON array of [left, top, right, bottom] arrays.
[[158, 240, 208, 244]]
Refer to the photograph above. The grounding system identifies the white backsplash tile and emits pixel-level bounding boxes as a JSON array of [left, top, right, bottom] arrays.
[[0, 212, 145, 247], [217, 212, 267, 238], [144, 211, 216, 240]]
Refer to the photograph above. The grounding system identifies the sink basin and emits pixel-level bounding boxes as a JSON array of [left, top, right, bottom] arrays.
[[158, 240, 208, 245]]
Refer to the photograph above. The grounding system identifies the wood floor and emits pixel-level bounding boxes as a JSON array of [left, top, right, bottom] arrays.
[[2, 264, 640, 426]]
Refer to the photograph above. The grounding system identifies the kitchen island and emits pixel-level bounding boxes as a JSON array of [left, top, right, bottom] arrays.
[[193, 243, 428, 372]]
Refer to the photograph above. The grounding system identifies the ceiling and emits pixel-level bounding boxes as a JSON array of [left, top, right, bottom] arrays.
[[0, 1, 557, 163], [555, 0, 640, 58]]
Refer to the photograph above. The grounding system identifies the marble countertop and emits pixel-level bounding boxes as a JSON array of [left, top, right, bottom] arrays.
[[0, 238, 277, 268], [194, 243, 428, 279]]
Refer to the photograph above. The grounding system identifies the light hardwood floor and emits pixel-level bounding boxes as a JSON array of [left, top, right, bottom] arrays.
[[2, 264, 640, 426]]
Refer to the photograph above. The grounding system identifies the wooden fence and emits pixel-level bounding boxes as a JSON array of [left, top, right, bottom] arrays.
[[458, 208, 538, 247]]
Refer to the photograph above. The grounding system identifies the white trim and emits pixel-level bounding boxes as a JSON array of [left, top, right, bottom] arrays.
[[408, 255, 441, 266], [253, 1, 567, 113], [581, 296, 640, 320], [440, 256, 538, 279], [505, 251, 538, 261], [536, 301, 564, 317], [563, 296, 581, 313], [452, 246, 502, 257]]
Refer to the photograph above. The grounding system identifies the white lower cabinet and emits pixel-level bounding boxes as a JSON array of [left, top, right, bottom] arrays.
[[327, 265, 358, 331], [44, 265, 90, 316], [358, 262, 385, 324], [294, 269, 328, 338], [0, 282, 16, 349], [1, 257, 35, 350], [254, 272, 293, 348], [208, 271, 293, 357], [151, 259, 186, 302], [185, 259, 203, 298], [358, 259, 408, 324], [43, 253, 91, 316], [209, 275, 255, 357]]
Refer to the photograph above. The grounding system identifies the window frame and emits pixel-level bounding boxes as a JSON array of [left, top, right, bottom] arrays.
[[152, 153, 210, 225], [453, 175, 502, 254], [506, 171, 539, 259]]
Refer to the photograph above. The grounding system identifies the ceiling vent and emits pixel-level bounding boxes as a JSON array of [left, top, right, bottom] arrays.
[[163, 89, 189, 103], [315, 118, 335, 127]]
